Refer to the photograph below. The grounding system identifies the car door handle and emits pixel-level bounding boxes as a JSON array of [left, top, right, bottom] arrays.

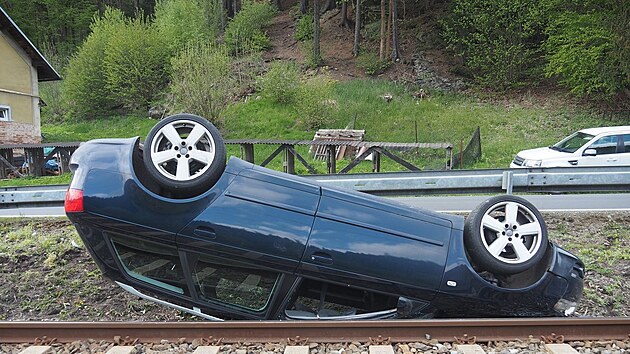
[[606, 158, 617, 162], [568, 160, 578, 165], [193, 226, 216, 239], [310, 252, 333, 265]]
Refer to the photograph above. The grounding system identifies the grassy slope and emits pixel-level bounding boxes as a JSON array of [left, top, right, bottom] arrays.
[[222, 79, 611, 170], [9, 78, 612, 187]]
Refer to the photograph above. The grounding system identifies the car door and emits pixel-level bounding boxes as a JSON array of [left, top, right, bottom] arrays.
[[618, 134, 630, 165], [577, 134, 621, 166], [177, 166, 321, 273], [298, 187, 452, 302]]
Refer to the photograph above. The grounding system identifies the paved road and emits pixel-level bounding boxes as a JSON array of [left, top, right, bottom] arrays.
[[395, 194, 630, 213], [1, 193, 628, 218]]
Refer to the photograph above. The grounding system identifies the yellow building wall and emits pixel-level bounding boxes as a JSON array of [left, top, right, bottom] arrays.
[[0, 32, 35, 125]]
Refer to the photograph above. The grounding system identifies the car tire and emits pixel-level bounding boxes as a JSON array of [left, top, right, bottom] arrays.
[[464, 195, 548, 275], [143, 113, 226, 197]]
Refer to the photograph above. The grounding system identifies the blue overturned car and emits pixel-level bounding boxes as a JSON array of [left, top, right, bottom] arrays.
[[65, 114, 584, 320]]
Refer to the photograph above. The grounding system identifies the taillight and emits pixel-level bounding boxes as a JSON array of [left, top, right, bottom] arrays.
[[65, 188, 84, 213]]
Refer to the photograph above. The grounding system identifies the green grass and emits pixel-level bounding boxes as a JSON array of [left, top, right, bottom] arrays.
[[0, 174, 71, 188], [42, 114, 157, 142], [7, 78, 614, 186], [223, 79, 612, 169]]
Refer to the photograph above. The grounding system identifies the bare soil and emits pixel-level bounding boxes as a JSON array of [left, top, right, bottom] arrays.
[[0, 212, 627, 321]]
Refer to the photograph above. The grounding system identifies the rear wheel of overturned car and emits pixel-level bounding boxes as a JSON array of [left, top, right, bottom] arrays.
[[143, 113, 226, 197], [464, 195, 548, 275]]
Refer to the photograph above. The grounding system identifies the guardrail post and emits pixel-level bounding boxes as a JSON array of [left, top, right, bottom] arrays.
[[502, 171, 513, 195]]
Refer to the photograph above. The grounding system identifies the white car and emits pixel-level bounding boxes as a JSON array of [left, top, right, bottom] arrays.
[[511, 126, 630, 168]]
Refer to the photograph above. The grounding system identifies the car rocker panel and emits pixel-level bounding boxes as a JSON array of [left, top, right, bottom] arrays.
[[66, 114, 584, 320]]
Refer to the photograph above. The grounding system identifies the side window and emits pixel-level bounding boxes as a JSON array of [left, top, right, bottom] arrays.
[[587, 135, 619, 155], [111, 236, 187, 294], [193, 257, 279, 311], [0, 105, 11, 121], [624, 134, 630, 153], [285, 278, 398, 319]]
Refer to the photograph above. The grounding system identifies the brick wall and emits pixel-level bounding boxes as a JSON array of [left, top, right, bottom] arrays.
[[0, 121, 41, 144]]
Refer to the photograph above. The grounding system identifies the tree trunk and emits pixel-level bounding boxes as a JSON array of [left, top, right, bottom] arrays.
[[313, 0, 321, 66], [323, 0, 336, 12], [274, 0, 281, 10], [340, 2, 350, 28], [391, 0, 401, 61], [379, 0, 386, 60], [226, 0, 235, 18], [353, 0, 361, 57], [234, 0, 242, 14], [385, 0, 391, 56], [300, 0, 308, 14], [220, 0, 227, 29]]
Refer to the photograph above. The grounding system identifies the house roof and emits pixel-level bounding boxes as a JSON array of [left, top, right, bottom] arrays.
[[0, 5, 61, 82]]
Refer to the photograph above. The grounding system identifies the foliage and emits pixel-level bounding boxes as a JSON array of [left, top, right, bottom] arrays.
[[104, 12, 169, 111], [364, 20, 381, 42], [197, 0, 223, 38], [1, 0, 98, 55], [356, 51, 390, 76], [224, 1, 275, 56], [260, 61, 301, 104], [544, 1, 630, 99], [294, 13, 314, 42], [441, 0, 550, 88], [169, 44, 237, 123], [299, 40, 320, 69], [295, 75, 336, 130], [62, 8, 125, 119], [38, 41, 69, 123], [62, 7, 169, 118], [154, 0, 216, 54]]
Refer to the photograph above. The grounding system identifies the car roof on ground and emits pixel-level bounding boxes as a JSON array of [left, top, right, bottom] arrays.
[[579, 126, 630, 136]]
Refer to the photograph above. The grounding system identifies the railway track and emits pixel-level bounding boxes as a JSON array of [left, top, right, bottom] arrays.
[[1, 318, 628, 345]]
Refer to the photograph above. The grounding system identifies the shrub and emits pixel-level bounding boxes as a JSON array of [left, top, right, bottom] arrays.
[[224, 1, 276, 56], [103, 13, 169, 111], [357, 51, 390, 76], [299, 40, 320, 69], [441, 0, 550, 88], [62, 8, 125, 119], [154, 0, 216, 54], [544, 5, 629, 99], [260, 61, 301, 104], [295, 75, 336, 130], [169, 44, 236, 123], [38, 41, 68, 123], [295, 14, 314, 42]]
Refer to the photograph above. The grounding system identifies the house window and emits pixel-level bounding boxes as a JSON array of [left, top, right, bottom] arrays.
[[0, 105, 10, 121]]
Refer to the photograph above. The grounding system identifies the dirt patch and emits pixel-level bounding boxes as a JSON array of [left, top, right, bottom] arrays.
[[0, 218, 190, 321], [0, 213, 627, 321], [264, 8, 366, 81]]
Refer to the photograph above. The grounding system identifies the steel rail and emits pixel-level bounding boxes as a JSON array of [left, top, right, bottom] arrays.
[[1, 318, 628, 344]]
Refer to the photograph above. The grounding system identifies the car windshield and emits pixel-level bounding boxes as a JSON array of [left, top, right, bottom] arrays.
[[551, 132, 595, 153]]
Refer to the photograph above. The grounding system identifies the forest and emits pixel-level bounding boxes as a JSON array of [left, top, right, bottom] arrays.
[[1, 0, 628, 124]]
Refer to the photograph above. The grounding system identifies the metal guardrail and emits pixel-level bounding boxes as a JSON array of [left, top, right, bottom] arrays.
[[1, 184, 68, 207], [2, 166, 630, 207], [305, 166, 630, 195]]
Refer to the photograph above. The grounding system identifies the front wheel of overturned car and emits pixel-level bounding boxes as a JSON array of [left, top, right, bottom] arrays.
[[464, 195, 548, 275], [143, 113, 226, 197]]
